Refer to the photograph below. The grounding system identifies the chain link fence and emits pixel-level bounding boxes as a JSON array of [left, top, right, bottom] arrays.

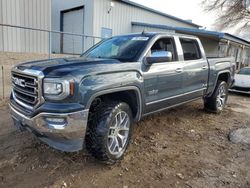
[[0, 24, 103, 99]]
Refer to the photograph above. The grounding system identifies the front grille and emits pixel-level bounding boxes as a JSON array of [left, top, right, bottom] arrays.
[[12, 72, 39, 108]]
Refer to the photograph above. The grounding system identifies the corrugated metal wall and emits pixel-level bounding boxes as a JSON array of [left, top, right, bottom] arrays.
[[0, 0, 3, 51], [92, 0, 197, 37], [0, 0, 51, 53]]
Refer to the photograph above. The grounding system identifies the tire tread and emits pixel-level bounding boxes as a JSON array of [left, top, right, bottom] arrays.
[[85, 101, 132, 164]]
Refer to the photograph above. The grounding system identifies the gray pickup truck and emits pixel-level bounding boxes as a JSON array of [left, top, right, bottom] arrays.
[[10, 32, 235, 163]]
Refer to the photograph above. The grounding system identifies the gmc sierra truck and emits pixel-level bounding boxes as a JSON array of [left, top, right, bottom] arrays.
[[10, 32, 235, 163]]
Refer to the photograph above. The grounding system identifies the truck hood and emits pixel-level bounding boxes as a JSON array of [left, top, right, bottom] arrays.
[[16, 57, 140, 77]]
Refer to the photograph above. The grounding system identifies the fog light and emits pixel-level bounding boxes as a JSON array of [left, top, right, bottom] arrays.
[[45, 117, 67, 130]]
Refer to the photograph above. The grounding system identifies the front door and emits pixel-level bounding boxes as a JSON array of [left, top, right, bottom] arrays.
[[143, 37, 185, 114]]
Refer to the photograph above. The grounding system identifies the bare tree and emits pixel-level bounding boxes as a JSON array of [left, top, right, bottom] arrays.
[[203, 0, 250, 36]]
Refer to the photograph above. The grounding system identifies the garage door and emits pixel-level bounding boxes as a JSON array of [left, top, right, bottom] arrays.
[[62, 8, 84, 54]]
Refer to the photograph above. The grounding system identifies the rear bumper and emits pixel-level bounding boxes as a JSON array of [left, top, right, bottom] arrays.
[[9, 103, 89, 152]]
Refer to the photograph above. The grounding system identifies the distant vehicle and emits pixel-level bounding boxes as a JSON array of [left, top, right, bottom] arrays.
[[10, 32, 235, 163], [230, 67, 250, 94]]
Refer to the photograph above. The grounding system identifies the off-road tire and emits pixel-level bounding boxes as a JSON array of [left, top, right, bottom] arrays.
[[204, 80, 228, 113], [85, 101, 133, 164]]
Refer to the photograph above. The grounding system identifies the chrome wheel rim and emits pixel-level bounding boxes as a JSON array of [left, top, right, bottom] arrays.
[[108, 111, 130, 156], [216, 85, 227, 110]]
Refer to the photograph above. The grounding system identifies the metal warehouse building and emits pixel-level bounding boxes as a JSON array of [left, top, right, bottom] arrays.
[[52, 0, 250, 68], [51, 0, 200, 54]]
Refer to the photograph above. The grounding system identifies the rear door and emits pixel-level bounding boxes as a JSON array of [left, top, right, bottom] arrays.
[[179, 38, 209, 99]]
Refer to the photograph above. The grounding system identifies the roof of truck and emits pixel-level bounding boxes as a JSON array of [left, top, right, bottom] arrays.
[[114, 32, 198, 39]]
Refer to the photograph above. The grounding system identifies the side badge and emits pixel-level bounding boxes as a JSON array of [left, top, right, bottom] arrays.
[[148, 89, 158, 96]]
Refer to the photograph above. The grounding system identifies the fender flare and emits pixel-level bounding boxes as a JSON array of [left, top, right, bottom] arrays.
[[210, 70, 231, 96], [86, 86, 143, 121], [215, 70, 231, 84]]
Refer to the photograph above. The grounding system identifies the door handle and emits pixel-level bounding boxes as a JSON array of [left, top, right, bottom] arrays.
[[202, 65, 208, 69], [175, 68, 183, 73]]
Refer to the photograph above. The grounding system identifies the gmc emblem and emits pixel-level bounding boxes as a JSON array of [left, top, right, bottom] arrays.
[[13, 77, 26, 87]]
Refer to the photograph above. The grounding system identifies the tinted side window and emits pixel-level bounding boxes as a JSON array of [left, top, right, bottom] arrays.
[[180, 38, 201, 60], [150, 38, 177, 61]]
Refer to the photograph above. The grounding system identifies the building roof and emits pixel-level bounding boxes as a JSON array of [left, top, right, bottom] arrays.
[[119, 0, 201, 28], [132, 22, 250, 47]]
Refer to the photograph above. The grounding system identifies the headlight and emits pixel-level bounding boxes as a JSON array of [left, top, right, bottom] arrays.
[[44, 82, 63, 95], [43, 78, 73, 100]]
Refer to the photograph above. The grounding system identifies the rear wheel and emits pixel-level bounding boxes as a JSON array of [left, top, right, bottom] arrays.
[[85, 101, 133, 164], [204, 80, 228, 113]]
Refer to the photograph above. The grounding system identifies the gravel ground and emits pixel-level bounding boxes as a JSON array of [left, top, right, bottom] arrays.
[[0, 93, 249, 188]]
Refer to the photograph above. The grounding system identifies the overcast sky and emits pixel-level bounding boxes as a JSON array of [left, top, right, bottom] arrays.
[[130, 0, 219, 30]]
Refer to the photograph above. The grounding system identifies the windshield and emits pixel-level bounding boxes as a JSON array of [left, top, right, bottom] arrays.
[[81, 35, 150, 62], [238, 68, 250, 75]]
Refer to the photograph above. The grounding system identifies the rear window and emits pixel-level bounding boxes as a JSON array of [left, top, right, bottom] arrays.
[[180, 38, 201, 61]]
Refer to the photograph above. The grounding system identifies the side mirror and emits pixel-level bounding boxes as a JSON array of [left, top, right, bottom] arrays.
[[145, 51, 172, 65]]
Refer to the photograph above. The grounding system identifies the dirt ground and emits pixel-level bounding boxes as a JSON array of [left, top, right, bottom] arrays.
[[0, 94, 249, 188]]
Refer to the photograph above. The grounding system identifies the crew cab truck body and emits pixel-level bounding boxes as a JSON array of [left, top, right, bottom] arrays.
[[10, 33, 235, 163]]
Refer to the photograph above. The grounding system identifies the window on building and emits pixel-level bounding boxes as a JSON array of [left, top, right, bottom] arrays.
[[180, 38, 201, 60], [101, 28, 112, 38]]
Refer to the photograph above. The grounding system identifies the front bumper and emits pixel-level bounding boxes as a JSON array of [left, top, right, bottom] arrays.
[[9, 104, 89, 152]]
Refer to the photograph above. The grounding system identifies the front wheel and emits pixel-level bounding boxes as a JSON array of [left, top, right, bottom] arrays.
[[85, 101, 133, 164], [204, 80, 228, 113]]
